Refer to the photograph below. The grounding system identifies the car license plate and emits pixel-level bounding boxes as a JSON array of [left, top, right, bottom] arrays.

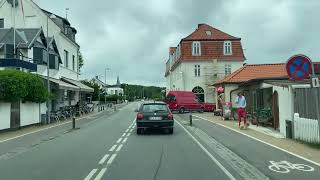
[[149, 116, 162, 120]]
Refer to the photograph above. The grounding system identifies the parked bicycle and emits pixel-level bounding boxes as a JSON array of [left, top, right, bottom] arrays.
[[268, 161, 314, 173]]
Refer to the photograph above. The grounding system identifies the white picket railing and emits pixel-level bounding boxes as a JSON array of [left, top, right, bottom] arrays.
[[294, 113, 320, 143]]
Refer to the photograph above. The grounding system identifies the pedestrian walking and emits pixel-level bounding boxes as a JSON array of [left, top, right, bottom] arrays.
[[235, 92, 247, 129]]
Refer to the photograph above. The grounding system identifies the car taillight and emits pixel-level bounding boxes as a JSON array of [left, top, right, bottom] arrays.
[[168, 113, 173, 120], [137, 113, 144, 120]]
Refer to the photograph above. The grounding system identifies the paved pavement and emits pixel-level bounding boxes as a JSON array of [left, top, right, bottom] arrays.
[[0, 103, 319, 180]]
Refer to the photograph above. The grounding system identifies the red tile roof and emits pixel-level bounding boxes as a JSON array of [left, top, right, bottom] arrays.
[[183, 23, 240, 41], [180, 41, 245, 61], [214, 63, 288, 85]]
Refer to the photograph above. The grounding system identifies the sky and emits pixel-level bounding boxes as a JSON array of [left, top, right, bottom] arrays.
[[36, 0, 320, 86]]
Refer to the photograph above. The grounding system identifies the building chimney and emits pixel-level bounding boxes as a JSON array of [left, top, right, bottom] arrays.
[[198, 23, 205, 28]]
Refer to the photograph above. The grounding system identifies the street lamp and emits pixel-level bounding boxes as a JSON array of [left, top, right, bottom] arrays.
[[104, 68, 110, 104], [96, 74, 104, 105]]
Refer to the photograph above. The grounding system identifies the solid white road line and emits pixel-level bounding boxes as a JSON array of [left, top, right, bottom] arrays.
[[0, 109, 107, 144], [176, 120, 236, 180], [121, 133, 126, 137], [109, 145, 117, 152], [84, 169, 98, 180], [94, 168, 107, 180], [116, 138, 123, 144], [98, 154, 110, 165], [116, 144, 123, 152], [122, 137, 128, 143], [193, 115, 320, 167], [107, 154, 117, 164]]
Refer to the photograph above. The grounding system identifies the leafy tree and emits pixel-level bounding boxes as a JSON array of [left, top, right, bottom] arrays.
[[23, 73, 49, 103], [0, 70, 49, 103], [78, 52, 84, 72], [81, 80, 101, 101], [120, 83, 165, 101]]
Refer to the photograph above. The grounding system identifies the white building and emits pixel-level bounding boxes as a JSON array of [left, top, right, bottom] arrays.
[[165, 23, 245, 103], [106, 76, 123, 96], [0, 0, 92, 130]]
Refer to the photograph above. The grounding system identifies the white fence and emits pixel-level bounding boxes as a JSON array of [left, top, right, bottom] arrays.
[[294, 113, 320, 143]]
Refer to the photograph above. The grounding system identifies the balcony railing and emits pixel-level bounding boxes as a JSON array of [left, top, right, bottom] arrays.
[[0, 58, 37, 71]]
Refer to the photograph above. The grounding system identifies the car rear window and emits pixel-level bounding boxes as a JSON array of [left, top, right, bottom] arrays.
[[141, 104, 168, 113]]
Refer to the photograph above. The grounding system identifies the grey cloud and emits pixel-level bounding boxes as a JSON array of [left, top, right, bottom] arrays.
[[38, 0, 320, 86]]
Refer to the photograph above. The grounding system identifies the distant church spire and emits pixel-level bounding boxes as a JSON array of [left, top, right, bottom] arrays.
[[116, 76, 120, 86]]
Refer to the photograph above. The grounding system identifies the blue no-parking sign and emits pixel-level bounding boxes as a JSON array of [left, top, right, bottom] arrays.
[[286, 54, 312, 81]]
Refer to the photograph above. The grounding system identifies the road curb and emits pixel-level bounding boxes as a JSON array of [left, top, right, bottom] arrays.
[[0, 103, 128, 144]]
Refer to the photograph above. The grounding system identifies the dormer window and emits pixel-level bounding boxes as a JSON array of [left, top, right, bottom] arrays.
[[205, 30, 211, 36], [192, 41, 201, 56], [224, 41, 232, 55]]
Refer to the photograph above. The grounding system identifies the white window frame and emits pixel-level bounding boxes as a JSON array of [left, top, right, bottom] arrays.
[[64, 50, 69, 68], [225, 64, 232, 75], [192, 41, 201, 56], [194, 65, 200, 77], [223, 41, 232, 55]]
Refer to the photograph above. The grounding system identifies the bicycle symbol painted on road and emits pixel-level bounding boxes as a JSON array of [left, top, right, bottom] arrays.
[[268, 161, 315, 173]]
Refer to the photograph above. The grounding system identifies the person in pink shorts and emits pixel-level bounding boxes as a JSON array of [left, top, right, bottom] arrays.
[[235, 92, 247, 129]]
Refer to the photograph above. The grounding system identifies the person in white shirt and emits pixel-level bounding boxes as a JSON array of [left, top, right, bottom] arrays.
[[235, 92, 247, 129]]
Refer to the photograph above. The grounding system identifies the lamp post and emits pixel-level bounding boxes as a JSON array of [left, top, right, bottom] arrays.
[[46, 15, 53, 124], [104, 68, 110, 104], [96, 74, 104, 105]]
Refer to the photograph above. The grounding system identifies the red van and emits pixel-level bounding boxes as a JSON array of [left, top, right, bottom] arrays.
[[164, 91, 216, 113]]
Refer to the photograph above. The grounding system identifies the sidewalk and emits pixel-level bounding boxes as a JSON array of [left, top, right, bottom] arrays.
[[192, 113, 320, 165], [0, 103, 128, 143]]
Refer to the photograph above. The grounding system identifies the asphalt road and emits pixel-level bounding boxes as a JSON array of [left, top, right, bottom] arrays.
[[0, 102, 319, 180]]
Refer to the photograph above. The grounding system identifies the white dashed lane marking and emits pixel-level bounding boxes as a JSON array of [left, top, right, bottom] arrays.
[[84, 169, 98, 180], [116, 138, 122, 143], [109, 145, 117, 152], [126, 133, 131, 137], [121, 133, 126, 137], [116, 144, 123, 152], [107, 154, 117, 164], [98, 154, 110, 165], [122, 137, 128, 143], [94, 168, 107, 180], [125, 129, 129, 132]]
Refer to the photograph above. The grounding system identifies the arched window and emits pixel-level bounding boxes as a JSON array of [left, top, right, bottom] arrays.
[[192, 86, 205, 102]]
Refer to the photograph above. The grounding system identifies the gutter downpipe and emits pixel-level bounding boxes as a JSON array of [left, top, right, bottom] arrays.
[[230, 85, 241, 104]]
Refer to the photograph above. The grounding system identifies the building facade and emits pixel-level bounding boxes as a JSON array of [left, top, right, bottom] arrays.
[[0, 0, 92, 130], [165, 23, 245, 103]]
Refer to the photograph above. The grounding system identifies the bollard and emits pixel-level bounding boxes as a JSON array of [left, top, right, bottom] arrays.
[[189, 113, 192, 126], [72, 117, 76, 129]]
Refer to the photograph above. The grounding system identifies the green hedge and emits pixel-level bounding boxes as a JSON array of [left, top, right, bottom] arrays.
[[0, 70, 49, 103]]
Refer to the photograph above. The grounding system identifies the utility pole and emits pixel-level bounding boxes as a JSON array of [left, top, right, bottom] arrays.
[[13, 0, 16, 58], [46, 15, 51, 124], [104, 68, 110, 104]]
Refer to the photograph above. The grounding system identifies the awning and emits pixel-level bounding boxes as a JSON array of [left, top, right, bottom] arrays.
[[41, 76, 79, 91], [61, 77, 94, 93]]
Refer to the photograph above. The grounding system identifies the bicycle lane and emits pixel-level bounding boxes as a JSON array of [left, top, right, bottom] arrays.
[[176, 114, 320, 180]]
